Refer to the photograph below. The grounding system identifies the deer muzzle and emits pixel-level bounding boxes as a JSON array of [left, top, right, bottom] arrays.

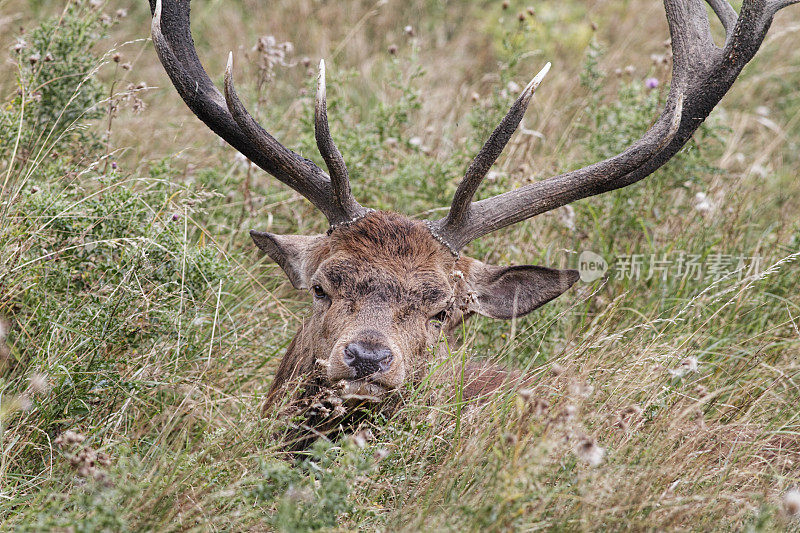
[[343, 341, 393, 379], [328, 328, 404, 401]]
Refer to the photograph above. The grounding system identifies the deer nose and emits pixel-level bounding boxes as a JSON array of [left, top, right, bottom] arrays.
[[343, 341, 393, 379]]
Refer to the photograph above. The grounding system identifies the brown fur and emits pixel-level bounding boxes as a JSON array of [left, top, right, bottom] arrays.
[[265, 213, 501, 404], [259, 211, 577, 439]]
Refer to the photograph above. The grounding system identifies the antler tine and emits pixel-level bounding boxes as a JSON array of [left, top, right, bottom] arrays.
[[705, 0, 738, 38], [223, 53, 367, 223], [767, 0, 800, 15], [149, 0, 368, 226], [429, 0, 795, 252], [443, 63, 551, 231], [223, 53, 314, 201], [314, 60, 362, 218]]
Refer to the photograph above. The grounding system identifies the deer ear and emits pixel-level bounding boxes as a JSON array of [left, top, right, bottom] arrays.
[[249, 231, 322, 290], [466, 261, 579, 319]]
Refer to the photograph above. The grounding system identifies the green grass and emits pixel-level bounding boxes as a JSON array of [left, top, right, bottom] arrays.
[[0, 0, 799, 530]]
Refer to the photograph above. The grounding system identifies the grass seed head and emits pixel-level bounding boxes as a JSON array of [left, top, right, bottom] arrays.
[[17, 395, 32, 412], [29, 373, 50, 394]]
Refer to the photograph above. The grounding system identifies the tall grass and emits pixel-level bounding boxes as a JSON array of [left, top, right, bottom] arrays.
[[0, 0, 798, 530]]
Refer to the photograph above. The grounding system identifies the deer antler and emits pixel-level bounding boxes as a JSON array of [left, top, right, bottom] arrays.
[[440, 63, 551, 234], [314, 60, 365, 220], [428, 0, 797, 253], [149, 0, 369, 227]]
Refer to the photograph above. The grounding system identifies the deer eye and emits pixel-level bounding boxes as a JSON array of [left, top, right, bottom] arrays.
[[429, 309, 448, 327], [312, 285, 328, 299]]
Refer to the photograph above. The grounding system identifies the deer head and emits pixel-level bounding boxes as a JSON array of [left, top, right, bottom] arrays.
[[149, 0, 797, 407]]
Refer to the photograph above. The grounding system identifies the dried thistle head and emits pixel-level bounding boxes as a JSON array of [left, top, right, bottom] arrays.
[[253, 35, 294, 83], [681, 356, 698, 372], [575, 436, 605, 466], [518, 389, 549, 417], [569, 380, 593, 398], [532, 398, 550, 416], [502, 431, 517, 445], [351, 428, 374, 448], [691, 408, 707, 430], [784, 489, 800, 517], [373, 448, 390, 461], [55, 429, 86, 447], [72, 448, 111, 481], [670, 356, 699, 377], [551, 404, 576, 425], [616, 405, 643, 429]]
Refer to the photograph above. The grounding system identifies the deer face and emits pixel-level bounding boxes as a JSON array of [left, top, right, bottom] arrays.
[[252, 211, 578, 402]]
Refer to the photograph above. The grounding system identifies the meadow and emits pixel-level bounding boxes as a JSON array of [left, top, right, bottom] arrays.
[[0, 0, 799, 530]]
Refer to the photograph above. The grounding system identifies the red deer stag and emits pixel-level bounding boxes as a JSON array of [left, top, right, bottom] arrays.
[[149, 0, 797, 424]]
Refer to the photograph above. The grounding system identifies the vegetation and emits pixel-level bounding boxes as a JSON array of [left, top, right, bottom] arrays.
[[0, 0, 798, 530]]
